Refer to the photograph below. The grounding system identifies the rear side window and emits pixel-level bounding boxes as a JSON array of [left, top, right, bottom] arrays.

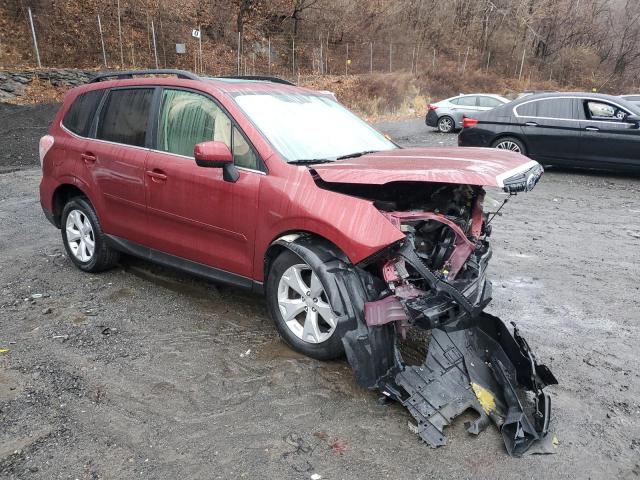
[[516, 98, 575, 119], [456, 96, 477, 106], [97, 89, 153, 147], [62, 90, 103, 137], [478, 96, 503, 108]]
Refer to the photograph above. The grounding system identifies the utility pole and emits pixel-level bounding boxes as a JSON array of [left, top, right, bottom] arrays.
[[97, 15, 108, 68], [198, 24, 202, 73], [151, 20, 159, 69], [27, 8, 41, 68], [117, 0, 124, 67], [518, 48, 526, 80], [237, 32, 241, 75]]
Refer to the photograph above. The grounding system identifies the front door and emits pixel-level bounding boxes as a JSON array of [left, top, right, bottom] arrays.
[[577, 99, 640, 169], [144, 88, 261, 278]]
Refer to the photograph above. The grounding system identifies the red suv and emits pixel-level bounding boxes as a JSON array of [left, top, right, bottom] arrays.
[[39, 70, 555, 455]]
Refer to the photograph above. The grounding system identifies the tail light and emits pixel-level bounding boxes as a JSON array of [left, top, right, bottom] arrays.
[[428, 104, 438, 111], [462, 117, 479, 128], [39, 135, 54, 166]]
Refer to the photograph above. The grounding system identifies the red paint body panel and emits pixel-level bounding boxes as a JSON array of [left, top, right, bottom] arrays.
[[39, 77, 537, 286], [311, 147, 532, 187]]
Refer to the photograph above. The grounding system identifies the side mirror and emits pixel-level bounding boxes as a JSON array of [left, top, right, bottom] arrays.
[[194, 141, 233, 167], [194, 141, 239, 183], [626, 114, 640, 126]]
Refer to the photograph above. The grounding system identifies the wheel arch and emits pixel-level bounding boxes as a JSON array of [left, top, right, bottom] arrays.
[[263, 231, 348, 285], [51, 183, 94, 228]]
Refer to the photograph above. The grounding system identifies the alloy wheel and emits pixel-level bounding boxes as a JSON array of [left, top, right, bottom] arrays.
[[277, 264, 336, 344], [495, 140, 522, 153], [438, 117, 453, 133], [65, 209, 95, 262]]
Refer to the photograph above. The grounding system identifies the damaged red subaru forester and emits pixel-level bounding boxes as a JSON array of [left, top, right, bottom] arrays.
[[39, 70, 556, 456]]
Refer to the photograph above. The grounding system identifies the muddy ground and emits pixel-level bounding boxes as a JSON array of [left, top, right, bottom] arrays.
[[1, 105, 639, 479]]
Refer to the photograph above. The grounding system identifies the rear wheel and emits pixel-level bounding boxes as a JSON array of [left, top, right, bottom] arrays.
[[437, 116, 455, 133], [492, 136, 526, 155], [266, 250, 343, 360], [61, 197, 119, 273]]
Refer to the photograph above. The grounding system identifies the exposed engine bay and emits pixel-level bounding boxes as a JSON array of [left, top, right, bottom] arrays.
[[302, 178, 558, 457]]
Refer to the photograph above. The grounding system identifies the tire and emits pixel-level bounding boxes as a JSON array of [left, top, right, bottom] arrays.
[[492, 136, 527, 155], [437, 115, 455, 133], [61, 196, 120, 273], [266, 250, 345, 360]]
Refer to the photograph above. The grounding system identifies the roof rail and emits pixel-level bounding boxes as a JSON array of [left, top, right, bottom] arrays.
[[89, 69, 200, 83], [218, 75, 295, 86]]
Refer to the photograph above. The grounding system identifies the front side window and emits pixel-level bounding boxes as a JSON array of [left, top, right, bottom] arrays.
[[233, 92, 396, 162], [97, 88, 153, 147], [585, 101, 627, 121], [63, 89, 103, 137], [157, 89, 257, 169]]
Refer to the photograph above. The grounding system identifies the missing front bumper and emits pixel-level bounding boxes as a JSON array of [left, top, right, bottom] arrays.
[[343, 312, 558, 457]]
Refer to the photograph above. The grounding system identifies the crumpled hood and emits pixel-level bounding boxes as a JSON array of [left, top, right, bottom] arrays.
[[311, 147, 541, 189]]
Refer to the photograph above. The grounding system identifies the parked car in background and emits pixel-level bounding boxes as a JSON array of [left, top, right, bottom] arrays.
[[458, 92, 640, 172], [620, 94, 640, 107], [425, 93, 509, 133]]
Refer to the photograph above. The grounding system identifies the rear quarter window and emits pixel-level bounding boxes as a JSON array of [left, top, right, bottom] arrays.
[[62, 90, 104, 137]]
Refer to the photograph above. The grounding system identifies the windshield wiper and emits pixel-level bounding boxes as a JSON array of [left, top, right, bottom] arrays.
[[336, 150, 379, 160], [288, 158, 335, 165]]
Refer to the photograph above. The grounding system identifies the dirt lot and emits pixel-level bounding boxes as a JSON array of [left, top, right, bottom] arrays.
[[1, 105, 639, 479]]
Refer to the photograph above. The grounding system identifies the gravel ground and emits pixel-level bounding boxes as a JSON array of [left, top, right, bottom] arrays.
[[1, 105, 639, 479]]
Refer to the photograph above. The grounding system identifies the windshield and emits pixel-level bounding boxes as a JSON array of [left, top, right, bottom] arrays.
[[232, 92, 396, 162]]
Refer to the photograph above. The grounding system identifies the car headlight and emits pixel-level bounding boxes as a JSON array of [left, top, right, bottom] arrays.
[[501, 163, 544, 193]]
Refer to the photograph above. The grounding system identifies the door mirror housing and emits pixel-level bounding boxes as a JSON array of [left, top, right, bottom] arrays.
[[194, 141, 233, 168], [625, 114, 640, 126], [194, 141, 239, 182]]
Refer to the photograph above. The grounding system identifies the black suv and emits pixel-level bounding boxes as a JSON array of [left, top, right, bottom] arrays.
[[458, 92, 640, 172]]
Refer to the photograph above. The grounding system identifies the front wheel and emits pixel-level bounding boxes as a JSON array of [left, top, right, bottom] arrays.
[[266, 250, 343, 360], [492, 136, 527, 155]]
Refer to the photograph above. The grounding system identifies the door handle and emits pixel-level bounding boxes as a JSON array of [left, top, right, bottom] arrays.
[[585, 126, 599, 131], [524, 121, 539, 127], [81, 153, 97, 164], [146, 170, 167, 182]]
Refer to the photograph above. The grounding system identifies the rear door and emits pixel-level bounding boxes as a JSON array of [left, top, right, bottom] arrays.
[[85, 87, 154, 244], [144, 87, 262, 278], [577, 98, 640, 169], [514, 97, 581, 163]]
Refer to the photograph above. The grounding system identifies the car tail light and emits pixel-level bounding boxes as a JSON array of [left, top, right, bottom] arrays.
[[462, 117, 479, 128], [39, 135, 54, 166], [428, 104, 438, 111]]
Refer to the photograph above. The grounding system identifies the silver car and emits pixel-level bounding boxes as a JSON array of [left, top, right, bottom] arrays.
[[425, 94, 510, 133]]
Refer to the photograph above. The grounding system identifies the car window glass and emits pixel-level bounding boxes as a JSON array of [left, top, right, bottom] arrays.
[[456, 96, 477, 107], [62, 90, 103, 137], [585, 101, 626, 121], [232, 127, 258, 169], [623, 95, 640, 101], [477, 96, 502, 108], [157, 89, 231, 157], [97, 89, 153, 147], [449, 98, 461, 105], [516, 98, 574, 119]]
